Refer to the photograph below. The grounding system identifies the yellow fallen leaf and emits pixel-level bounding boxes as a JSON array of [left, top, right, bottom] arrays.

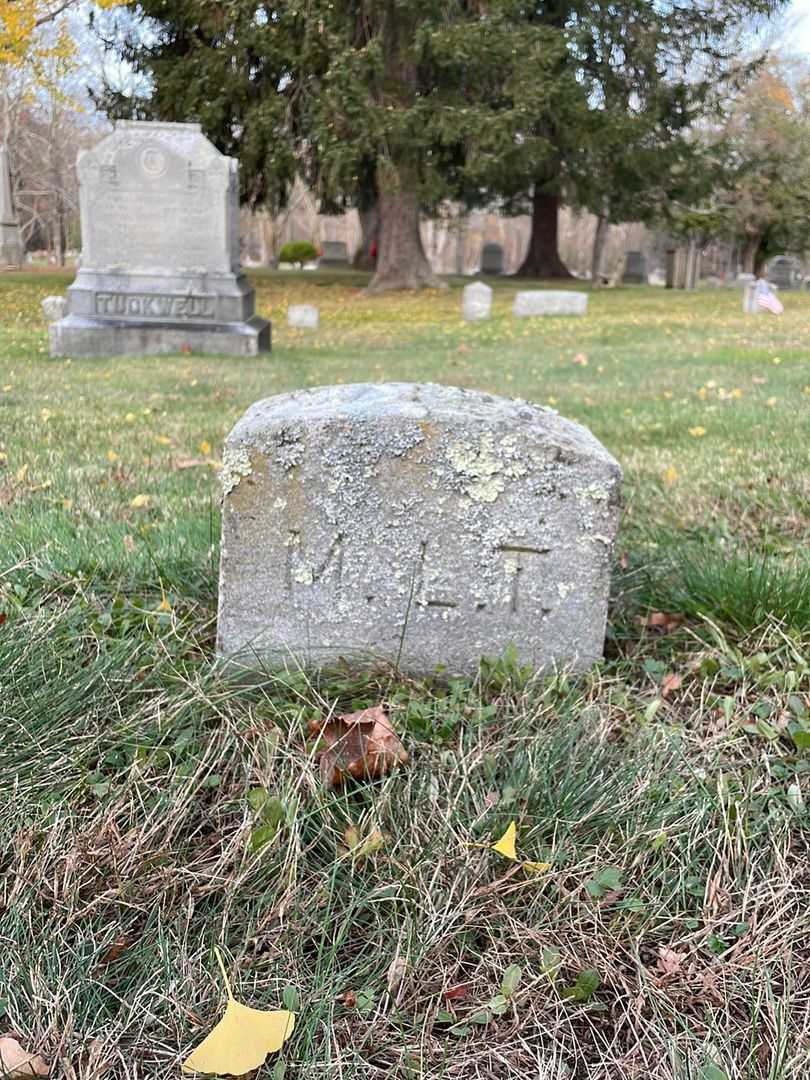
[[663, 466, 678, 487], [477, 821, 550, 873], [491, 821, 517, 860], [523, 860, 552, 873], [2, 385, 11, 392], [130, 494, 151, 508], [155, 596, 172, 613], [182, 948, 295, 1076], [156, 435, 172, 445], [772, 356, 781, 365], [688, 426, 706, 438], [124, 412, 136, 423], [107, 450, 119, 463], [62, 498, 73, 510], [0, 1035, 49, 1077], [199, 440, 212, 455], [15, 463, 28, 483], [766, 397, 777, 407]]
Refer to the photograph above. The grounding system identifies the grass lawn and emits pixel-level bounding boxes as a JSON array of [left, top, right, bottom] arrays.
[[1, 268, 809, 1080]]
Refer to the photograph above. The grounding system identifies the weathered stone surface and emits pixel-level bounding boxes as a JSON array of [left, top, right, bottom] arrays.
[[480, 242, 504, 275], [0, 146, 23, 269], [512, 291, 587, 317], [217, 382, 622, 676], [288, 304, 320, 330], [50, 121, 270, 357], [41, 295, 67, 322], [462, 281, 492, 322], [622, 250, 647, 284], [320, 240, 349, 265]]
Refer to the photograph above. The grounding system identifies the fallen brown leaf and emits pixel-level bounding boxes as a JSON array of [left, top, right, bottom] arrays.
[[318, 705, 408, 787], [637, 611, 685, 634], [661, 673, 683, 697], [443, 983, 472, 1003], [0, 1036, 50, 1078], [338, 990, 357, 1008], [656, 946, 686, 976]]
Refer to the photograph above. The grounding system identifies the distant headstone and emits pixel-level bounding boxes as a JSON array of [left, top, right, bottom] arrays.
[[49, 121, 270, 358], [217, 383, 622, 676], [622, 250, 647, 284], [0, 146, 23, 269], [648, 268, 666, 287], [41, 296, 67, 322], [319, 240, 349, 266], [288, 304, 319, 330], [513, 291, 587, 317], [735, 272, 756, 288], [480, 242, 504, 275], [767, 255, 800, 290], [462, 281, 492, 321]]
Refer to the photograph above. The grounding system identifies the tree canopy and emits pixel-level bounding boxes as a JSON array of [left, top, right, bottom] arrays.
[[99, 0, 791, 290]]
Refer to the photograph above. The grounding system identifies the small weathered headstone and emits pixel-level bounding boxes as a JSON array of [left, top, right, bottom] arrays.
[[734, 272, 756, 288], [41, 296, 67, 322], [462, 281, 493, 321], [512, 291, 587, 317], [319, 240, 349, 266], [480, 242, 504, 275], [0, 146, 23, 269], [287, 304, 319, 330], [622, 250, 647, 284], [767, 255, 800, 290], [50, 121, 270, 358], [217, 382, 622, 676]]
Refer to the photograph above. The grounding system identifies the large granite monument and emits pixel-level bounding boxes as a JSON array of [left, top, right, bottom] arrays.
[[0, 146, 23, 269], [217, 383, 622, 676], [50, 121, 269, 357]]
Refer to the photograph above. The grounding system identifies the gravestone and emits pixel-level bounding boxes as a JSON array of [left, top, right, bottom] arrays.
[[462, 281, 492, 321], [480, 242, 504, 275], [319, 240, 349, 266], [41, 296, 67, 322], [735, 272, 755, 288], [622, 251, 647, 284], [217, 383, 622, 676], [513, 291, 587, 317], [0, 146, 23, 269], [767, 255, 800, 290], [288, 304, 319, 330], [49, 121, 270, 357]]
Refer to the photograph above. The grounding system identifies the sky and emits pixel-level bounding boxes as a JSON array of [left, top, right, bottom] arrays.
[[785, 0, 810, 55]]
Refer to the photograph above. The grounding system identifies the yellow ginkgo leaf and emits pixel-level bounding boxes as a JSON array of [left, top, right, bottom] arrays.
[[662, 466, 678, 488], [182, 949, 295, 1076], [107, 450, 119, 463], [199, 440, 212, 455], [130, 494, 151, 508], [523, 860, 552, 874], [156, 435, 172, 446], [491, 821, 517, 860], [155, 596, 172, 613]]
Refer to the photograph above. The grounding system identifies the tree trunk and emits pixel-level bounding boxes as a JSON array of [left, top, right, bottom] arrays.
[[590, 214, 609, 282], [353, 200, 379, 270], [366, 186, 443, 293], [742, 235, 760, 274], [516, 189, 573, 279]]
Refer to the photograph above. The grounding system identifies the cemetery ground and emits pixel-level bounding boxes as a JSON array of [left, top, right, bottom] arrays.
[[1, 269, 809, 1080]]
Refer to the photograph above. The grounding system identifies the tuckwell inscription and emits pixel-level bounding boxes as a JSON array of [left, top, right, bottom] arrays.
[[94, 291, 216, 320]]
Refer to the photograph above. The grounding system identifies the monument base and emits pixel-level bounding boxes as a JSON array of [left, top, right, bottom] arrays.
[[0, 222, 23, 269], [49, 313, 271, 358]]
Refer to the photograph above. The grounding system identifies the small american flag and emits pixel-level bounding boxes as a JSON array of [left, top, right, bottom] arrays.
[[756, 285, 784, 315]]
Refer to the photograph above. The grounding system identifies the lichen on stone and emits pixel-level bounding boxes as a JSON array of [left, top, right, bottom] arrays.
[[221, 446, 253, 494], [446, 432, 511, 503]]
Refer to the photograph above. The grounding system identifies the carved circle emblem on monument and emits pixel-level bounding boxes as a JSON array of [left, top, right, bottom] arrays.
[[140, 145, 168, 179]]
